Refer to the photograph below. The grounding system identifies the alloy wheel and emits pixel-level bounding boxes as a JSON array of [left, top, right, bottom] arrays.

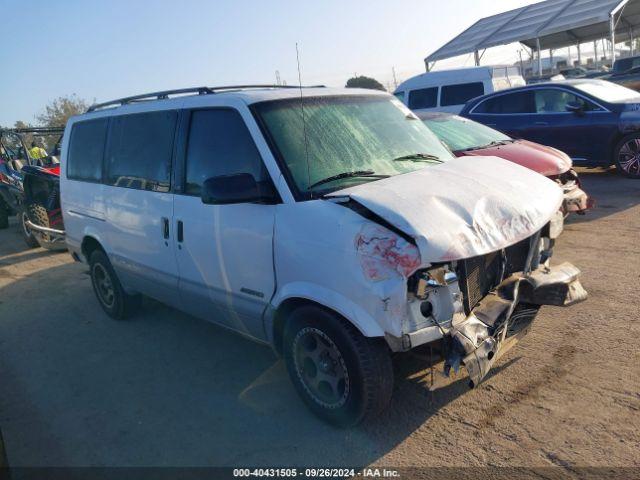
[[92, 263, 115, 308], [292, 327, 349, 409], [618, 138, 640, 177]]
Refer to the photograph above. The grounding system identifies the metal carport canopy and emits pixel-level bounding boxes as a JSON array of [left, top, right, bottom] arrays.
[[425, 0, 640, 63]]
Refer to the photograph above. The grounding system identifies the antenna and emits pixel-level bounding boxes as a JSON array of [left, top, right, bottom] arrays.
[[296, 42, 312, 197]]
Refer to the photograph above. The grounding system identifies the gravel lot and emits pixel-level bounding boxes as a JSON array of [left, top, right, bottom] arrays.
[[0, 168, 639, 471]]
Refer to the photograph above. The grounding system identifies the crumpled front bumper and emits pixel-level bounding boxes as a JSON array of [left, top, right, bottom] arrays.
[[562, 184, 593, 214], [557, 170, 593, 215], [446, 262, 587, 388]]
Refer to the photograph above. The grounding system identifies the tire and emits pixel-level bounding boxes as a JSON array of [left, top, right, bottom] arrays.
[[283, 305, 394, 427], [18, 207, 40, 248], [0, 200, 8, 230], [614, 133, 640, 178], [25, 203, 65, 251], [89, 250, 141, 320]]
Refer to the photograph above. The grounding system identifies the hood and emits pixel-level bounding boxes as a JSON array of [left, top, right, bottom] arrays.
[[458, 140, 571, 176], [328, 156, 563, 263]]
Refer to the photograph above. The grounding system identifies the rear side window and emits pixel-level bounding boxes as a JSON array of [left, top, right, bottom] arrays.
[[473, 91, 535, 114], [184, 109, 268, 197], [67, 119, 108, 182], [105, 111, 177, 192], [408, 87, 438, 109], [440, 82, 484, 107], [534, 89, 601, 113]]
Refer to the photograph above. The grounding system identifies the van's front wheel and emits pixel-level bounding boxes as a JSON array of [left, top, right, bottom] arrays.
[[89, 250, 140, 320], [283, 305, 393, 427]]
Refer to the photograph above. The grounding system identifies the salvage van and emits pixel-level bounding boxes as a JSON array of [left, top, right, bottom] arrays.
[[60, 86, 586, 426]]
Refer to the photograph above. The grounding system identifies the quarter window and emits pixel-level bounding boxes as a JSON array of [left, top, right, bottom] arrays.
[[534, 89, 601, 113], [67, 119, 109, 182], [184, 109, 268, 197], [441, 82, 484, 106], [105, 111, 177, 192], [408, 87, 438, 109]]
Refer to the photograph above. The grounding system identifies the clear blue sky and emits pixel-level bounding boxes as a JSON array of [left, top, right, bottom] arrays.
[[0, 0, 536, 126]]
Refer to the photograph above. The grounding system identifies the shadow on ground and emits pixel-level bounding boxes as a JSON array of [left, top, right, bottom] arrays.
[[568, 167, 640, 224], [0, 254, 517, 467]]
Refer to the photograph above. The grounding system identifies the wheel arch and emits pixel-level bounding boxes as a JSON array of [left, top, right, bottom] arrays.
[[81, 235, 105, 262], [266, 284, 386, 355]]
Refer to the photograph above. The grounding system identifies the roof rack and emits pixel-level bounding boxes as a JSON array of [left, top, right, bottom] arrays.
[[1, 126, 65, 135], [87, 84, 326, 112]]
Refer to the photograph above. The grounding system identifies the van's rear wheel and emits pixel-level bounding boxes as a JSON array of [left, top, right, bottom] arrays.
[[89, 250, 141, 320], [283, 305, 393, 427], [19, 207, 40, 248], [614, 134, 640, 178]]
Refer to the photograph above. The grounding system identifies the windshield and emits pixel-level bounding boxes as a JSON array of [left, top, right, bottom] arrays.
[[253, 95, 454, 197], [574, 81, 640, 103], [422, 115, 510, 152]]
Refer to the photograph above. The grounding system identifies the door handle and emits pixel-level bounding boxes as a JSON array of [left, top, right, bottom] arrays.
[[162, 217, 169, 239], [534, 121, 549, 126], [177, 220, 183, 243]]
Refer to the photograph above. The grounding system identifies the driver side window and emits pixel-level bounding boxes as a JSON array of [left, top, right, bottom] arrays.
[[184, 109, 269, 197], [534, 89, 601, 113]]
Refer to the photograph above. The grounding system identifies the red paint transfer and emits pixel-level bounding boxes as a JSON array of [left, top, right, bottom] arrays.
[[355, 224, 421, 282]]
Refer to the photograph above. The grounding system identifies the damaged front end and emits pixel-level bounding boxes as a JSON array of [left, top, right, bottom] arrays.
[[390, 212, 587, 388], [552, 169, 593, 215]]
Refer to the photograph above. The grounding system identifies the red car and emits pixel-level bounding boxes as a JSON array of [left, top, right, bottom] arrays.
[[419, 112, 592, 215]]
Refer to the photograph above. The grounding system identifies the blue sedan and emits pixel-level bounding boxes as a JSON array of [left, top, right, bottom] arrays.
[[460, 79, 640, 178]]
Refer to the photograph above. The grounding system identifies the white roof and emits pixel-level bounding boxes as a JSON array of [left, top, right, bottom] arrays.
[[228, 87, 388, 104], [73, 87, 390, 123], [395, 66, 498, 91], [426, 0, 640, 63]]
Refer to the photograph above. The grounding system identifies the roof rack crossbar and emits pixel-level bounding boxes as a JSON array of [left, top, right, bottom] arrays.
[[87, 84, 326, 112]]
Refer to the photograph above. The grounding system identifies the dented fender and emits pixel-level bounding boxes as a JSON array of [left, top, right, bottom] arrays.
[[268, 282, 386, 338]]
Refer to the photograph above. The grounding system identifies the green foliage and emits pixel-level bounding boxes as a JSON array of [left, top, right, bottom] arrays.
[[36, 94, 89, 129], [8, 95, 90, 153], [345, 76, 386, 91]]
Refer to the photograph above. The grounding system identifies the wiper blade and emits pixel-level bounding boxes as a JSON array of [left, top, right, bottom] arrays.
[[392, 153, 444, 163], [307, 170, 388, 190]]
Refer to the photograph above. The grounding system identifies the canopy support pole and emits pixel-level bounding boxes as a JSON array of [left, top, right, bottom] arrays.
[[577, 43, 582, 65], [610, 14, 617, 63], [474, 50, 480, 66], [536, 38, 542, 76], [594, 40, 599, 67]]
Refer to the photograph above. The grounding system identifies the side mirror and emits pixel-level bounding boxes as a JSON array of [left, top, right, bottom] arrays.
[[566, 102, 584, 115], [201, 173, 277, 205]]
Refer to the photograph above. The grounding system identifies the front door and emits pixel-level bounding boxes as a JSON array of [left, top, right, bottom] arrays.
[[525, 88, 602, 162], [173, 108, 277, 341]]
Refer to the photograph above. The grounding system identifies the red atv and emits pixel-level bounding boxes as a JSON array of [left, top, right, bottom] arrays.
[[0, 127, 65, 249]]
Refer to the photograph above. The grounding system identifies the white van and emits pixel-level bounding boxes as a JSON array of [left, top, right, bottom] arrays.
[[395, 66, 526, 114], [60, 86, 585, 426]]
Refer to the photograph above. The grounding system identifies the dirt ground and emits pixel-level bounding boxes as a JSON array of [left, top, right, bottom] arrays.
[[0, 167, 639, 473]]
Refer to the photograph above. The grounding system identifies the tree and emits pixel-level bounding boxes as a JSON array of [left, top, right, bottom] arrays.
[[345, 76, 386, 91], [36, 94, 90, 128]]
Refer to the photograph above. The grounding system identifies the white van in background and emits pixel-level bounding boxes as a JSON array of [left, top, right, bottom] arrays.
[[394, 66, 526, 113]]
